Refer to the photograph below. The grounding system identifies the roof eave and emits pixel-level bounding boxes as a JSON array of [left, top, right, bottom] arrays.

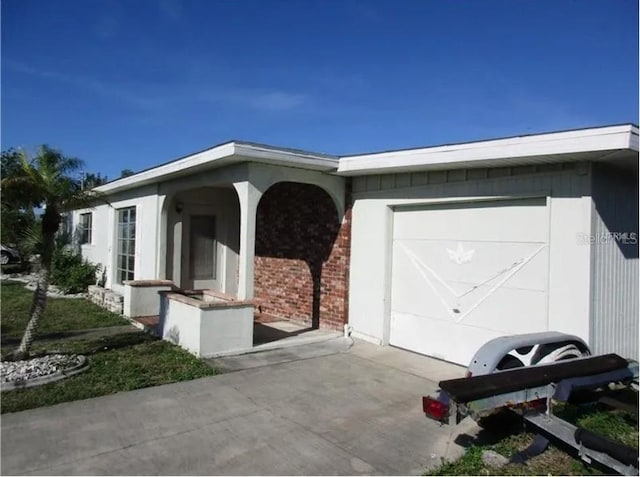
[[94, 142, 339, 195], [337, 124, 639, 176]]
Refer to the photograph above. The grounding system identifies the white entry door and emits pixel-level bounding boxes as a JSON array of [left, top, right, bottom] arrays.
[[183, 214, 220, 290], [389, 198, 549, 366]]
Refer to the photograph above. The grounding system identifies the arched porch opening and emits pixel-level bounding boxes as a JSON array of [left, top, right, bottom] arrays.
[[254, 181, 349, 332]]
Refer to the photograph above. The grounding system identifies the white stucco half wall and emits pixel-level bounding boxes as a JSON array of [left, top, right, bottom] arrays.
[[160, 295, 254, 357]]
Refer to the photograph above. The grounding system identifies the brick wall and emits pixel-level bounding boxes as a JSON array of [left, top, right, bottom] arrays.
[[254, 181, 351, 330]]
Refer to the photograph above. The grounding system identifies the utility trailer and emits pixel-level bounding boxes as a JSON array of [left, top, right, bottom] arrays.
[[423, 332, 639, 475]]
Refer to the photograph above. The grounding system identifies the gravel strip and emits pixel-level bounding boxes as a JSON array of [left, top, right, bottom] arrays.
[[1, 354, 84, 383], [0, 273, 87, 298]]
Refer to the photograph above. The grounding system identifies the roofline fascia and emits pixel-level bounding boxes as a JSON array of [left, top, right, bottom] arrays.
[[95, 142, 339, 194], [337, 124, 639, 176], [93, 123, 638, 193]]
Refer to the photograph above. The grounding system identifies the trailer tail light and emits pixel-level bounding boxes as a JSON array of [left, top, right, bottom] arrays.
[[465, 371, 472, 378], [423, 396, 449, 422]]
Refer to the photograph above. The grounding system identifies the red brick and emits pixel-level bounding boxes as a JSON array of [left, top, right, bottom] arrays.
[[254, 181, 352, 330]]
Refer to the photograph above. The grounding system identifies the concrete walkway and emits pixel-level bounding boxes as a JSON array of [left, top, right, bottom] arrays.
[[1, 339, 478, 476], [207, 335, 353, 373]]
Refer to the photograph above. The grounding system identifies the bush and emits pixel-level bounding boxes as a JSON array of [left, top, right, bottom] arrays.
[[50, 248, 100, 294], [0, 262, 28, 274]]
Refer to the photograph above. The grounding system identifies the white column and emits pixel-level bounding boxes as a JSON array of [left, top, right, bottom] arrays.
[[233, 181, 262, 300], [155, 194, 168, 279]]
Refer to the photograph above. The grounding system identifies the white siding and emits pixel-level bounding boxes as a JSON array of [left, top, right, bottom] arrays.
[[589, 164, 639, 358]]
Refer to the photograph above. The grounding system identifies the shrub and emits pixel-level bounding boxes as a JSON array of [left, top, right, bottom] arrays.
[[50, 248, 100, 294]]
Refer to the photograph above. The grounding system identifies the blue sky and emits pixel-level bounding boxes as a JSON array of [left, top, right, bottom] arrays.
[[2, 0, 638, 180]]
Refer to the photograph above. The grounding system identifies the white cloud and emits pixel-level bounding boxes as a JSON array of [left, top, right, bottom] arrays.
[[4, 59, 160, 110], [5, 59, 312, 115]]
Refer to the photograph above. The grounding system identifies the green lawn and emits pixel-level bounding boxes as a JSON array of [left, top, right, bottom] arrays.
[[1, 280, 216, 414], [1, 332, 215, 413], [428, 432, 599, 476], [427, 403, 638, 476], [1, 280, 127, 340]]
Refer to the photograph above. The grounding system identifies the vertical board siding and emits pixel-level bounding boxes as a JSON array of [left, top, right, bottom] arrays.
[[590, 164, 639, 358], [356, 163, 578, 193]]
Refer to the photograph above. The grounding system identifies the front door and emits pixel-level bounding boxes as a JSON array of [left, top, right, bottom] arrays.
[[184, 214, 219, 290]]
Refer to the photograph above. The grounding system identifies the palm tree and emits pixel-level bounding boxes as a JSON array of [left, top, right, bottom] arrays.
[[1, 145, 103, 359]]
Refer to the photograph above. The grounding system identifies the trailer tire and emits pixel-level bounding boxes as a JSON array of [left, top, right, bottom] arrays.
[[496, 356, 525, 370], [477, 355, 541, 429], [476, 408, 523, 432]]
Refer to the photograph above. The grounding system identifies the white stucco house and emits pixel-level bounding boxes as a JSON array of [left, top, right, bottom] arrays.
[[73, 124, 639, 365]]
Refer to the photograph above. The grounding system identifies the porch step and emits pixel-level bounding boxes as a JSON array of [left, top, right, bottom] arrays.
[[129, 315, 160, 336], [254, 312, 285, 324]]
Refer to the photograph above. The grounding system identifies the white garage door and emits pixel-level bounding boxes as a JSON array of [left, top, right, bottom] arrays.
[[390, 198, 549, 366]]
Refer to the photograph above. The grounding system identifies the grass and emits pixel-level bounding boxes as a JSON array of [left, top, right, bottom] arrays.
[[1, 332, 215, 413], [557, 401, 639, 449], [427, 404, 638, 476], [1, 280, 127, 340], [1, 280, 216, 414], [428, 431, 600, 476]]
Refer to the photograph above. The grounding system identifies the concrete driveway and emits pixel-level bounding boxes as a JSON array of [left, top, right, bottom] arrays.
[[1, 338, 477, 475]]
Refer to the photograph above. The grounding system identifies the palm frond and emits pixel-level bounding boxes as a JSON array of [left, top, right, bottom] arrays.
[[16, 149, 50, 197], [60, 188, 111, 212], [19, 221, 44, 257], [1, 175, 45, 207], [37, 145, 84, 178]]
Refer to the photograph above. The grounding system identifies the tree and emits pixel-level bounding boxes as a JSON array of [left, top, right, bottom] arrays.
[[1, 145, 104, 359], [82, 172, 108, 189], [0, 206, 36, 248], [1, 148, 38, 247], [2, 148, 35, 209], [1, 148, 24, 179], [120, 169, 135, 178]]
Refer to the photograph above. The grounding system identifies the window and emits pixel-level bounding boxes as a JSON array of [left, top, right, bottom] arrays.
[[117, 207, 136, 283], [79, 213, 92, 244], [60, 213, 72, 237]]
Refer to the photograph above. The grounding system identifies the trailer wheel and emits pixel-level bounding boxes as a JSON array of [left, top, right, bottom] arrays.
[[476, 356, 523, 429], [496, 356, 525, 370], [477, 407, 524, 432], [478, 346, 587, 429]]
